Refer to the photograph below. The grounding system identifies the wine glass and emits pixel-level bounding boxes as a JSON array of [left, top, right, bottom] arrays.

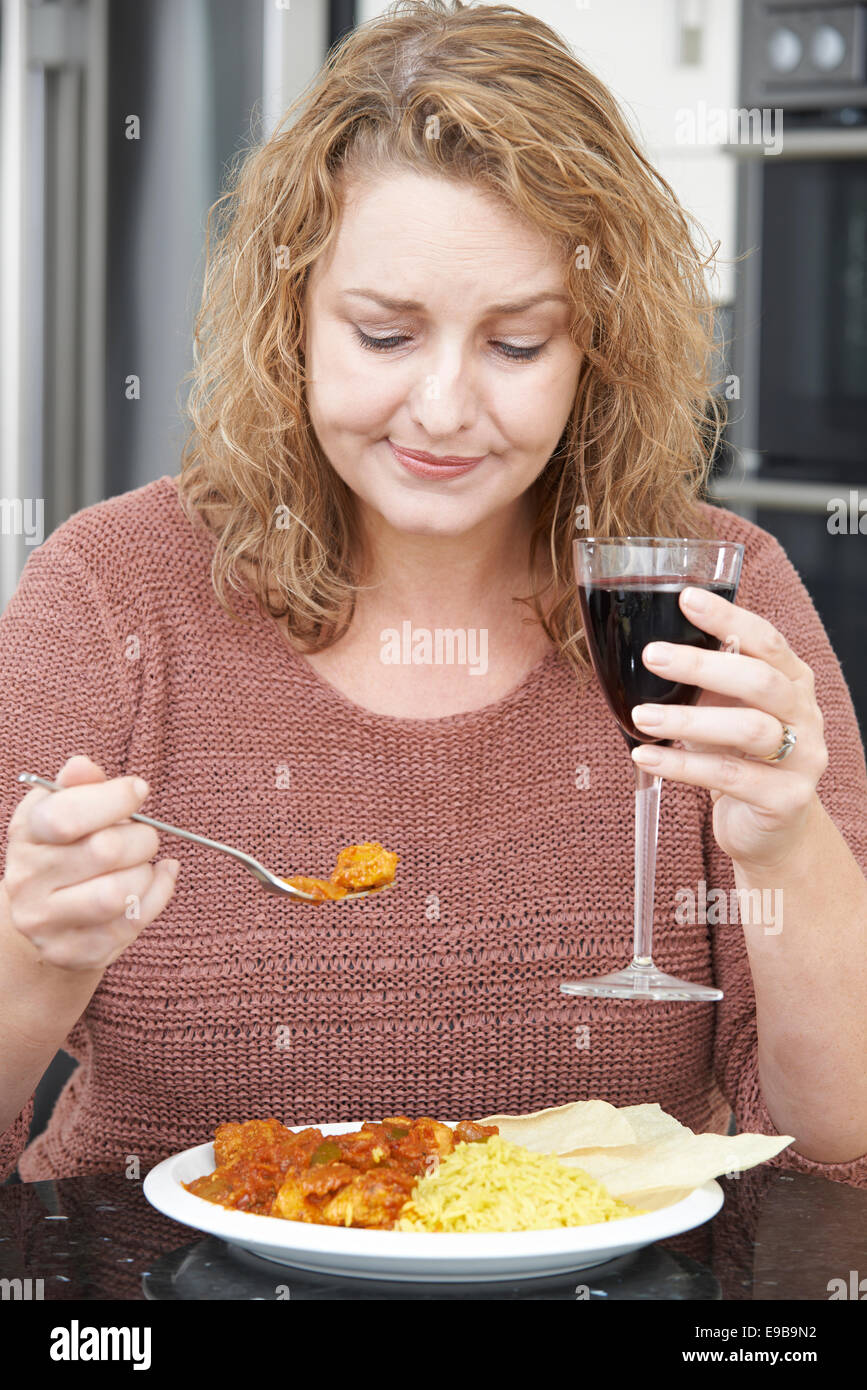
[[560, 537, 744, 1002]]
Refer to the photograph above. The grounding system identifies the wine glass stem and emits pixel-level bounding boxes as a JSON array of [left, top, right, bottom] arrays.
[[633, 763, 663, 968]]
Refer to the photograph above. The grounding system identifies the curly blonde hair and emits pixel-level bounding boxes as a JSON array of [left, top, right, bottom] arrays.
[[177, 0, 726, 676]]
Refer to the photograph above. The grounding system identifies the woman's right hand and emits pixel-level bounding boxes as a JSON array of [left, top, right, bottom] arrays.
[[2, 755, 181, 972]]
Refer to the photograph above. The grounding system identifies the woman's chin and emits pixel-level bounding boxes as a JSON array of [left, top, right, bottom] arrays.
[[361, 496, 491, 539]]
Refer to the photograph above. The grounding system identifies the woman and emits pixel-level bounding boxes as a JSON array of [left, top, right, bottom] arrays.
[[1, 0, 865, 1190]]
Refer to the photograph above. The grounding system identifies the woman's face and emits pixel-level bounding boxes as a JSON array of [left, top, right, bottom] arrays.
[[302, 170, 583, 541]]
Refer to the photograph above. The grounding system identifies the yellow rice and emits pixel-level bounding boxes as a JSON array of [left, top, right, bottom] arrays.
[[395, 1136, 646, 1232]]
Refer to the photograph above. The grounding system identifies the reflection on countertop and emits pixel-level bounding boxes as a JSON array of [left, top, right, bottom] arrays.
[[1, 1165, 865, 1301]]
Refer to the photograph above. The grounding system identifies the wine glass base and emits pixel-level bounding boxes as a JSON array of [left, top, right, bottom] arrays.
[[560, 965, 723, 1002]]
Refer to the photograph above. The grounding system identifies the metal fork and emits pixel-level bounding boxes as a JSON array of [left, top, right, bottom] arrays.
[[16, 773, 391, 903]]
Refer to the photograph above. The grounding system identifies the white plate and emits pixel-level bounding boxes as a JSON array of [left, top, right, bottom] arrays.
[[143, 1121, 724, 1283]]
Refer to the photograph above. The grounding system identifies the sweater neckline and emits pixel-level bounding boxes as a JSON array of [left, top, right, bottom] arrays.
[[164, 473, 570, 730], [257, 607, 565, 731]]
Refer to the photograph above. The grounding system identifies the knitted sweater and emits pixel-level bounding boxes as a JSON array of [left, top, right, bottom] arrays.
[[1, 476, 866, 1189]]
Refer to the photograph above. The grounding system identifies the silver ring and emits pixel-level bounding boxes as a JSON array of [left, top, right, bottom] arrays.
[[760, 722, 797, 763]]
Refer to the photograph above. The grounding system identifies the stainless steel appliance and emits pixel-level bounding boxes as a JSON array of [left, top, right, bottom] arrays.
[[714, 0, 867, 738], [0, 0, 347, 610]]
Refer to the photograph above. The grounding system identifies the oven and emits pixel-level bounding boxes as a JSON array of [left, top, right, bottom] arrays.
[[714, 0, 867, 739]]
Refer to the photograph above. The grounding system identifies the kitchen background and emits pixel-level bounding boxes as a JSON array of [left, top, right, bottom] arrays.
[[1, 0, 865, 1154]]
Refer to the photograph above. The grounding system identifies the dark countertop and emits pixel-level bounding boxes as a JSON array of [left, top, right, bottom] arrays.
[[1, 1164, 865, 1300]]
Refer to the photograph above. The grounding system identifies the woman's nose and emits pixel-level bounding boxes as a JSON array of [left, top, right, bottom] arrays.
[[408, 349, 479, 433]]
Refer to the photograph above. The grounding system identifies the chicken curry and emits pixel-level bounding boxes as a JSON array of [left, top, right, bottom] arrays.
[[184, 1115, 497, 1228], [283, 841, 399, 902]]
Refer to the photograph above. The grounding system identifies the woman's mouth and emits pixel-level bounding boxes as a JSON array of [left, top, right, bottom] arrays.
[[388, 440, 486, 479]]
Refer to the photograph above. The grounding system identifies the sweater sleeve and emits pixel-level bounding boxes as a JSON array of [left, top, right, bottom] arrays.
[[706, 526, 867, 1189], [0, 537, 136, 1182]]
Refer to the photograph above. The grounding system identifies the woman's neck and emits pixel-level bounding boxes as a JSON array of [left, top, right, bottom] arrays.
[[350, 494, 546, 630]]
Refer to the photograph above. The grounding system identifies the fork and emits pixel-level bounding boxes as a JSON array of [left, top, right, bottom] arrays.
[[16, 772, 391, 903]]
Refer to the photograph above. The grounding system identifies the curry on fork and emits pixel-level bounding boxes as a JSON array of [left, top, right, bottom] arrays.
[[283, 841, 399, 902]]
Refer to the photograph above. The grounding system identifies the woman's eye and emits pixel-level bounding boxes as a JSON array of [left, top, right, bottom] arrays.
[[492, 341, 545, 362], [352, 327, 545, 362], [353, 329, 410, 353]]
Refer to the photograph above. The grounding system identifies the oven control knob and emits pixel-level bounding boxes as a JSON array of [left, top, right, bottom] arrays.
[[768, 26, 803, 73], [811, 23, 847, 71]]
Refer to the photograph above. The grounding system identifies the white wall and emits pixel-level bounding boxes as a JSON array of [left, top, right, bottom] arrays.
[[262, 0, 330, 140], [356, 0, 741, 302]]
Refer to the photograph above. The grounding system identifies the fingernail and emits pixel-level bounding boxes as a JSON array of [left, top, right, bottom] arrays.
[[165, 859, 181, 876], [682, 586, 707, 611], [632, 745, 663, 764], [133, 777, 149, 798], [633, 704, 664, 726], [644, 643, 670, 666]]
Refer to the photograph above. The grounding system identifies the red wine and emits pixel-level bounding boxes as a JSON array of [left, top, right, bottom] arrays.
[[578, 576, 738, 749]]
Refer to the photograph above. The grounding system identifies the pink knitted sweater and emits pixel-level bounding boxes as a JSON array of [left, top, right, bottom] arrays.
[[2, 476, 866, 1188]]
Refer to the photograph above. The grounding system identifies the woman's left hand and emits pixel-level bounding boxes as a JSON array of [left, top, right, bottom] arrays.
[[629, 585, 829, 874]]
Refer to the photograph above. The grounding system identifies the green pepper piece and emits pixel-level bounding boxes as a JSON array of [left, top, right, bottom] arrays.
[[309, 1139, 341, 1166]]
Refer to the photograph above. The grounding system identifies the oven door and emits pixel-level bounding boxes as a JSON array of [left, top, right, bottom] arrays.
[[759, 150, 867, 479], [714, 128, 867, 741]]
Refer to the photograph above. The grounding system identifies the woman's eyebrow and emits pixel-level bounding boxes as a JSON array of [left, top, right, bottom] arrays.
[[341, 288, 570, 313]]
